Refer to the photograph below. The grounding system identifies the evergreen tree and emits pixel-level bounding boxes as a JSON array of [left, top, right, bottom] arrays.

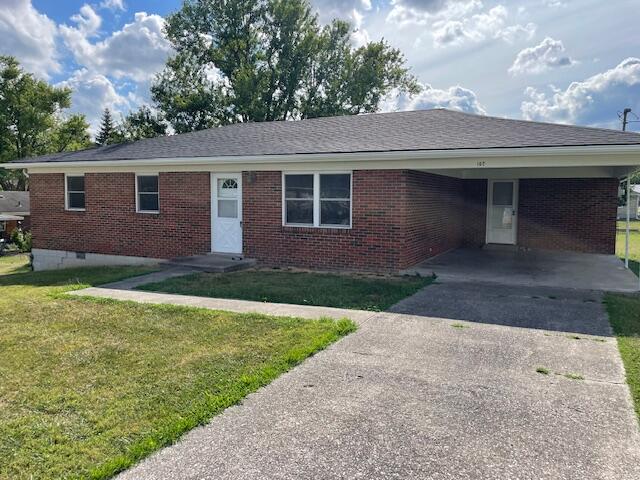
[[95, 108, 115, 146]]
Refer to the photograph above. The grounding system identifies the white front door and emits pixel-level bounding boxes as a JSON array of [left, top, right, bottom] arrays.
[[486, 180, 518, 245], [211, 173, 242, 254]]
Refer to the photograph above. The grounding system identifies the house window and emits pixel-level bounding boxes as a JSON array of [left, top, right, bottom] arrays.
[[284, 174, 314, 225], [320, 174, 351, 226], [136, 174, 159, 213], [66, 175, 85, 210], [283, 173, 351, 228], [0, 221, 5, 233]]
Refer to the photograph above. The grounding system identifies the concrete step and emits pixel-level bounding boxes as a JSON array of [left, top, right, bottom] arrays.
[[163, 253, 257, 273]]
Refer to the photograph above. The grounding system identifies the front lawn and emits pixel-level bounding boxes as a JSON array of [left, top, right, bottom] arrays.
[[139, 269, 434, 311], [0, 260, 355, 479], [616, 224, 640, 275], [0, 253, 29, 275], [605, 293, 640, 422]]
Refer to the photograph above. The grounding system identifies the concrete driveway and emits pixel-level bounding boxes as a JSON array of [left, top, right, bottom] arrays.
[[117, 282, 640, 479], [403, 247, 639, 292]]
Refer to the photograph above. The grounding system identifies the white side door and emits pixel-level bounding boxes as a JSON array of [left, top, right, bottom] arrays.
[[211, 173, 242, 254], [486, 180, 518, 245]]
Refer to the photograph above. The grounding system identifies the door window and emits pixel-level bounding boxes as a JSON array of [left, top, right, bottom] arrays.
[[217, 178, 238, 218]]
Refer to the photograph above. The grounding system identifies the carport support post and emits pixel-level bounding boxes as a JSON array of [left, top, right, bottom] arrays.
[[625, 176, 630, 269]]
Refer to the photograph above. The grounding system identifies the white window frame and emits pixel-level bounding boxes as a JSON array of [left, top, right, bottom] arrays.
[[65, 173, 86, 211], [0, 221, 5, 233], [135, 173, 160, 214], [282, 172, 352, 229]]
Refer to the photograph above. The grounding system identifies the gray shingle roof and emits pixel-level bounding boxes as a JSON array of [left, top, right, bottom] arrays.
[[14, 109, 640, 164], [0, 191, 30, 214]]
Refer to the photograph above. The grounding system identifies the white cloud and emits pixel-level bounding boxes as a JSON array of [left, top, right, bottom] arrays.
[[497, 22, 536, 43], [521, 57, 640, 128], [70, 4, 102, 37], [433, 5, 536, 47], [0, 0, 59, 78], [61, 10, 173, 82], [100, 0, 126, 11], [390, 2, 536, 48], [312, 0, 372, 23], [388, 0, 481, 27], [382, 83, 486, 114], [350, 9, 371, 47], [509, 37, 574, 75], [57, 69, 130, 135], [543, 0, 567, 7]]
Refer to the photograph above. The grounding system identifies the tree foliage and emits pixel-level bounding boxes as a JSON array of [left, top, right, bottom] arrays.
[[0, 56, 92, 190], [95, 108, 116, 146], [117, 106, 168, 142], [152, 0, 420, 132]]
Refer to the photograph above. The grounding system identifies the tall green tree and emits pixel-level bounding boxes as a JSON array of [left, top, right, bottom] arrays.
[[117, 106, 168, 141], [152, 0, 419, 132], [95, 108, 116, 146], [0, 56, 91, 190]]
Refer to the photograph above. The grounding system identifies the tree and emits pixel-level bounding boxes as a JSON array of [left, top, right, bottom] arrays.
[[0, 56, 90, 190], [49, 114, 92, 153], [152, 0, 420, 132], [117, 106, 168, 141], [95, 108, 116, 146]]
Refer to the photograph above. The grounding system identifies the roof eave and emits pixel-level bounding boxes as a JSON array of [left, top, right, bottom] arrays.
[[4, 144, 640, 169]]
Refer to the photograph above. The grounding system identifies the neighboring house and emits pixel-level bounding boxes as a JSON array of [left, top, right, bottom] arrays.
[[0, 191, 30, 241], [4, 109, 640, 271], [618, 184, 640, 220]]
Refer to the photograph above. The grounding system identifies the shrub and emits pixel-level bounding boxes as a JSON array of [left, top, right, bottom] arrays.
[[10, 228, 32, 253]]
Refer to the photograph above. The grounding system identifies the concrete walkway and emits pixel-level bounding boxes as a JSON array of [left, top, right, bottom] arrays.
[[70, 286, 375, 323], [67, 272, 640, 479]]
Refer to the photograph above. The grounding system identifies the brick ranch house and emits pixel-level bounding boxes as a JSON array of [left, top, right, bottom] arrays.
[[5, 109, 640, 272]]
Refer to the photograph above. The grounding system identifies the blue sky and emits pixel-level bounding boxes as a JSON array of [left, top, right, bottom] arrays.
[[2, 0, 639, 133]]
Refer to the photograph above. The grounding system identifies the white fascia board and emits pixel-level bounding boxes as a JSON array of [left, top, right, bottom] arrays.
[[5, 144, 640, 171]]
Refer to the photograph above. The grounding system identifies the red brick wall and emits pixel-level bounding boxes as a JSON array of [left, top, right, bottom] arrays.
[[29, 171, 618, 269], [30, 172, 211, 258], [401, 171, 464, 268], [243, 170, 406, 271], [517, 178, 617, 254], [462, 179, 487, 247], [243, 170, 467, 272]]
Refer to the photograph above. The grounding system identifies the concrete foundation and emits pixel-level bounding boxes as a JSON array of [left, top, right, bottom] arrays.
[[31, 248, 162, 271]]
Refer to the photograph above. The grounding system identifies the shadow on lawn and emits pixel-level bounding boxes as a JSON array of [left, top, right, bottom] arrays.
[[0, 265, 156, 289]]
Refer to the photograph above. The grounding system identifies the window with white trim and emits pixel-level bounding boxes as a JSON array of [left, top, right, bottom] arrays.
[[283, 173, 351, 227], [66, 175, 85, 210], [0, 221, 5, 233], [136, 175, 159, 213]]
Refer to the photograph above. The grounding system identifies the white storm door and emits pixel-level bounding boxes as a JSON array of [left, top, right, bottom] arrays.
[[212, 173, 242, 253], [486, 180, 518, 245]]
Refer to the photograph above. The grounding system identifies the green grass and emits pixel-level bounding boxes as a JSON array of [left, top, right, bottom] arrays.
[[451, 323, 469, 329], [536, 367, 550, 375], [138, 269, 434, 311], [0, 259, 356, 479], [604, 293, 640, 421], [616, 224, 640, 276], [0, 253, 29, 275]]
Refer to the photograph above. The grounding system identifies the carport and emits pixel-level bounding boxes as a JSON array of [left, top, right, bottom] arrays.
[[404, 246, 639, 292], [401, 142, 640, 291]]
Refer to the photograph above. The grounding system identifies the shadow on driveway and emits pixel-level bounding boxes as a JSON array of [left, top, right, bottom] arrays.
[[389, 281, 613, 337]]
